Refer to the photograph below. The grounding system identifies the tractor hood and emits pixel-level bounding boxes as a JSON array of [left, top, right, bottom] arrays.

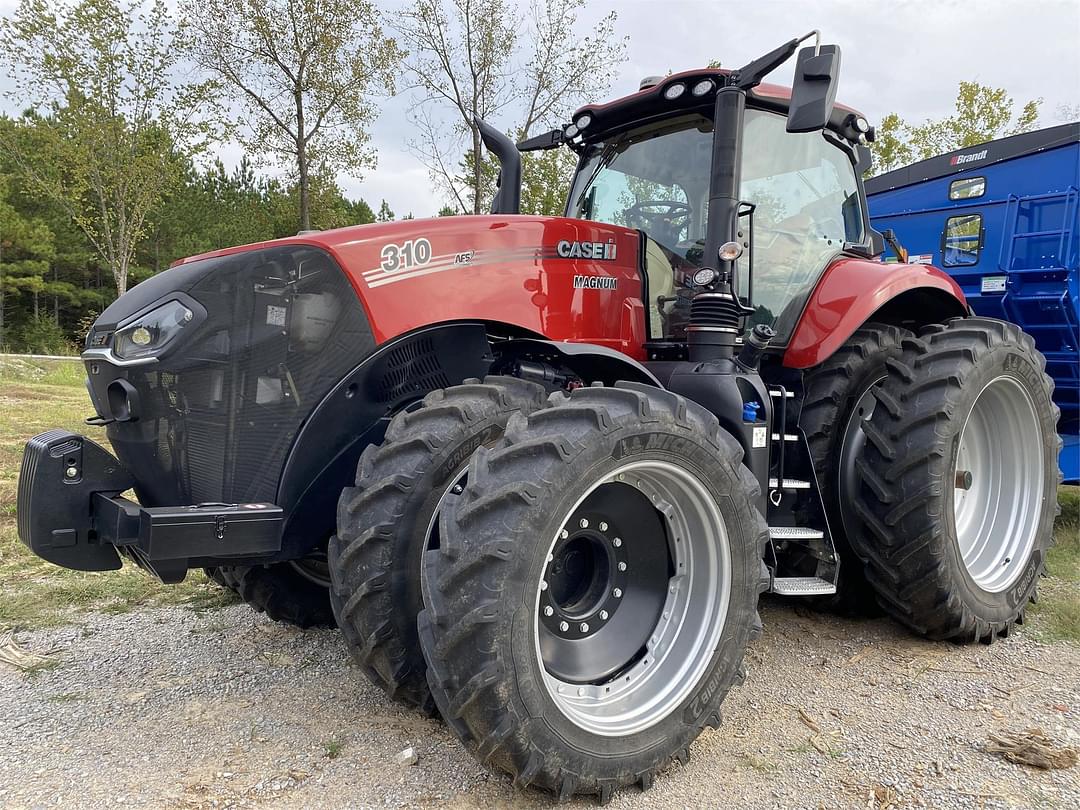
[[170, 215, 646, 348]]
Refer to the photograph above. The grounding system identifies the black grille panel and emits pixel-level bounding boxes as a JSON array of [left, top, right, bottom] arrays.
[[102, 246, 374, 508], [375, 335, 451, 401]]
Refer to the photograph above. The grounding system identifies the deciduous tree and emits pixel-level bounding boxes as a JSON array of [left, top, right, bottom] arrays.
[[0, 0, 219, 294], [181, 0, 400, 231], [398, 0, 626, 214]]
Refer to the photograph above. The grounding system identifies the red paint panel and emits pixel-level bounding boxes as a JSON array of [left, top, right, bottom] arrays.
[[173, 216, 645, 358], [783, 257, 967, 369]]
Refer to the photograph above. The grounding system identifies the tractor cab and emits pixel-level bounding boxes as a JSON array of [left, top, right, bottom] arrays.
[[564, 104, 869, 343], [518, 32, 879, 350]]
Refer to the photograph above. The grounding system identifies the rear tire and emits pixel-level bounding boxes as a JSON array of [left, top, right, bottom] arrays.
[[418, 383, 768, 801], [209, 557, 335, 629], [852, 318, 1060, 642], [329, 377, 547, 713], [800, 322, 909, 614]]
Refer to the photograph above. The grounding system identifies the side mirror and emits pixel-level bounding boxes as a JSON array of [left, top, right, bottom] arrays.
[[786, 44, 841, 133]]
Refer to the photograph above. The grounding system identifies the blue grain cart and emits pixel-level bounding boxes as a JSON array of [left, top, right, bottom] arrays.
[[866, 123, 1080, 483]]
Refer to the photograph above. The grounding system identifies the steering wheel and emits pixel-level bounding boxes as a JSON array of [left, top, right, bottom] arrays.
[[624, 200, 692, 237]]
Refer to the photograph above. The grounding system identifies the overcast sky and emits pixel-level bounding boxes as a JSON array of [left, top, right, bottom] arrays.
[[2, 0, 1078, 218]]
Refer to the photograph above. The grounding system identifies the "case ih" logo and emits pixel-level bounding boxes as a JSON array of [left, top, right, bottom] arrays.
[[950, 149, 988, 166]]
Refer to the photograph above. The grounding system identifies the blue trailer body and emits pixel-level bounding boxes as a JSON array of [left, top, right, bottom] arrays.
[[866, 123, 1080, 483]]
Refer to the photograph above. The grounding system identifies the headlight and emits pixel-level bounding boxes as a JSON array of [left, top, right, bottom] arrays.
[[113, 300, 196, 360], [575, 113, 592, 130]]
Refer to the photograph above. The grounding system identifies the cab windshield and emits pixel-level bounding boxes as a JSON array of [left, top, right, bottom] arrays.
[[566, 108, 866, 341]]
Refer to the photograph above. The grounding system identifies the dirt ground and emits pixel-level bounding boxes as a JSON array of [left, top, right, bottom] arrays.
[[1, 596, 1077, 810]]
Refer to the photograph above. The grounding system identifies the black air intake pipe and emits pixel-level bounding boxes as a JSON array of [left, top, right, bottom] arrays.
[[475, 117, 521, 215]]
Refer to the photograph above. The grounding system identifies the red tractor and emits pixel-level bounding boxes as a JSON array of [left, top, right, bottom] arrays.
[[19, 33, 1060, 802]]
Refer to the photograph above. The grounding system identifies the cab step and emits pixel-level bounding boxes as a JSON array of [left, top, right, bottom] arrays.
[[768, 526, 825, 541], [771, 576, 837, 596], [768, 477, 811, 490]]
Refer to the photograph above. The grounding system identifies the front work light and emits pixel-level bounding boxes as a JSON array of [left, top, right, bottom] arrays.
[[663, 83, 686, 100], [575, 113, 592, 130], [113, 299, 196, 360], [691, 79, 714, 97]]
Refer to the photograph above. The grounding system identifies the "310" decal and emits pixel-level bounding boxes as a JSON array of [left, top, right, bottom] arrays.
[[380, 238, 432, 273]]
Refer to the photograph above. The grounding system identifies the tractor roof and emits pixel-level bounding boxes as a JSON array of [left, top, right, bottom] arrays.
[[570, 67, 862, 143]]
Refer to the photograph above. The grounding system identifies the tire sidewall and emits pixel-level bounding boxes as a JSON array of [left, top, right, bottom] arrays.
[[941, 343, 1058, 618], [393, 421, 506, 620], [497, 422, 760, 765]]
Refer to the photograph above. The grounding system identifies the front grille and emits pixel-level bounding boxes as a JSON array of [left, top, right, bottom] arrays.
[[102, 246, 374, 507]]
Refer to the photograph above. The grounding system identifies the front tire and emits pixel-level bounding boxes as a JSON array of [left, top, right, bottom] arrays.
[[208, 556, 335, 629], [418, 384, 768, 801], [329, 377, 547, 713], [852, 318, 1060, 642]]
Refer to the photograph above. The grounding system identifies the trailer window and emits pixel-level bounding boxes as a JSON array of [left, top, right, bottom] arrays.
[[942, 214, 983, 266], [949, 176, 986, 200]]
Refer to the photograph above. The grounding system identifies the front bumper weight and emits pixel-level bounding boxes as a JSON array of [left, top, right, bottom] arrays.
[[17, 431, 283, 583]]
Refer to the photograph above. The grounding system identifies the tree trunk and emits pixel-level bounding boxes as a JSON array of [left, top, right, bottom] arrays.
[[296, 88, 310, 232], [471, 124, 482, 215]]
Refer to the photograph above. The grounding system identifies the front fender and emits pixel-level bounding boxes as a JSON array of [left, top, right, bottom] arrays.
[[783, 257, 967, 368]]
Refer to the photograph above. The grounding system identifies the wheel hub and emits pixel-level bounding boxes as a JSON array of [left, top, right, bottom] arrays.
[[534, 460, 732, 737], [538, 489, 669, 683], [539, 516, 631, 641]]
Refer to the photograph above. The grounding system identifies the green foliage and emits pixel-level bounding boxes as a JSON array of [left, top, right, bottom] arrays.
[[181, 0, 401, 231], [376, 199, 395, 222], [521, 147, 576, 216], [870, 83, 1042, 176], [0, 0, 221, 295], [437, 204, 460, 217]]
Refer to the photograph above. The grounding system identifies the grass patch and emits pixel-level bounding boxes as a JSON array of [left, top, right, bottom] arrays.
[[0, 376, 240, 630], [323, 738, 345, 760], [1028, 485, 1080, 642], [0, 356, 85, 388]]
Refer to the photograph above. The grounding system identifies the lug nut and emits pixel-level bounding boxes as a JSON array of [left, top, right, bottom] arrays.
[[599, 610, 609, 620], [559, 621, 569, 632], [599, 521, 608, 532], [618, 561, 627, 572], [540, 580, 548, 591], [613, 587, 623, 599], [580, 623, 589, 633], [560, 529, 569, 539], [544, 606, 554, 616], [579, 518, 589, 529], [613, 537, 622, 548]]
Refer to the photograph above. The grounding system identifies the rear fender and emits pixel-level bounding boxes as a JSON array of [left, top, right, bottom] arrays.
[[784, 257, 968, 369]]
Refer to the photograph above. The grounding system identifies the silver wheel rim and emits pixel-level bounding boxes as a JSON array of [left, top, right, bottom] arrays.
[[533, 460, 731, 737], [953, 375, 1044, 592]]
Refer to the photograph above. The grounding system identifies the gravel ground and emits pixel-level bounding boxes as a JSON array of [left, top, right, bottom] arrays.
[[1, 598, 1077, 810]]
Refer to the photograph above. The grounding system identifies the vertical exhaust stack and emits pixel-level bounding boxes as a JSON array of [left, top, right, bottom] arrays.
[[475, 117, 521, 215]]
